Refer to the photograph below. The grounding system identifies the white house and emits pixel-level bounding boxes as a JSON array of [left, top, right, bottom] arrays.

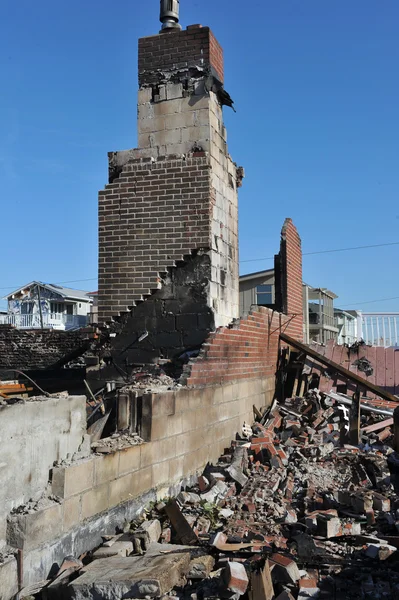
[[0, 282, 94, 330]]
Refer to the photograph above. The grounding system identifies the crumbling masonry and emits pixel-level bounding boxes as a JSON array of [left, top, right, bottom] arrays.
[[98, 25, 243, 366]]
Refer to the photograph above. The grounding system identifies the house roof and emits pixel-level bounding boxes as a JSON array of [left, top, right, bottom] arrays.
[[334, 307, 356, 319], [5, 281, 94, 302], [239, 268, 275, 283]]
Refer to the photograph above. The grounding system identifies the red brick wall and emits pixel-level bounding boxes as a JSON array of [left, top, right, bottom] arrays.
[[185, 306, 297, 386], [138, 25, 224, 86], [275, 218, 303, 341], [184, 218, 304, 386], [98, 153, 213, 322], [281, 218, 303, 341]]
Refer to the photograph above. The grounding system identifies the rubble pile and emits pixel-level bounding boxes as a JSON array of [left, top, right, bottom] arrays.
[[29, 391, 399, 600], [121, 365, 179, 393], [91, 432, 144, 453]]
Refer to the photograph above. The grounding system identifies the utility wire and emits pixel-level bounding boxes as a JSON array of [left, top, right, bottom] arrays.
[[240, 241, 399, 263], [0, 277, 98, 291], [340, 296, 399, 308], [1, 241, 399, 294]]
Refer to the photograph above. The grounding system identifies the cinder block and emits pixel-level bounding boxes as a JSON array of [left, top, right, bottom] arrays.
[[0, 556, 18, 600], [165, 112, 195, 130], [63, 495, 81, 532], [186, 95, 210, 111], [138, 133, 151, 148], [81, 483, 109, 520], [132, 466, 153, 497], [152, 461, 170, 488], [7, 503, 63, 551], [167, 414, 183, 437], [169, 456, 184, 482], [182, 410, 200, 432], [153, 98, 182, 116], [137, 88, 152, 104], [212, 386, 224, 405], [166, 82, 183, 100], [157, 437, 177, 462], [181, 125, 210, 143], [94, 452, 119, 486], [109, 473, 134, 508], [150, 417, 168, 441], [195, 108, 212, 127], [139, 116, 165, 133], [151, 393, 175, 418], [118, 445, 141, 477], [52, 459, 95, 499], [140, 442, 158, 469], [183, 449, 207, 476]]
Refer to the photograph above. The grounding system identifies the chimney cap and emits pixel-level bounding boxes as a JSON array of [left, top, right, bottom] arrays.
[[160, 0, 182, 31]]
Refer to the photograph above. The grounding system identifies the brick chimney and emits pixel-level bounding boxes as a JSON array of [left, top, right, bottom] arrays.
[[98, 19, 243, 367]]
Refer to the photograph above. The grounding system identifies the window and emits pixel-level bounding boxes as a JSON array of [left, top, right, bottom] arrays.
[[51, 302, 65, 314], [256, 284, 273, 306], [21, 302, 34, 315]]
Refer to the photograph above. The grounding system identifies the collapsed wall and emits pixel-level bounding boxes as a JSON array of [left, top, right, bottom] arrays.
[[0, 19, 305, 599]]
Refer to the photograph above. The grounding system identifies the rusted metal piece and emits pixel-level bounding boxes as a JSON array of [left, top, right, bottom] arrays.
[[164, 499, 198, 545], [349, 390, 361, 446], [280, 333, 399, 405]]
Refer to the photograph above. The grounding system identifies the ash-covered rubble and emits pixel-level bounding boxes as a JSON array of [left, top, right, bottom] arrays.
[[30, 391, 399, 600]]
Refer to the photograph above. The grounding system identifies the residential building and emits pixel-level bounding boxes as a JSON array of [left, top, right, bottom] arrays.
[[334, 308, 358, 345], [305, 286, 339, 344], [239, 269, 275, 316], [89, 291, 98, 325], [0, 282, 93, 330], [240, 271, 339, 344]]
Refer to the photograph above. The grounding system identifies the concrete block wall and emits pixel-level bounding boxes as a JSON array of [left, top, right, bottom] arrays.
[[102, 252, 215, 367], [0, 396, 88, 543], [4, 379, 272, 593]]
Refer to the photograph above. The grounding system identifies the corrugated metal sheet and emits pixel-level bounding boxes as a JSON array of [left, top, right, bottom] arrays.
[[306, 341, 399, 400]]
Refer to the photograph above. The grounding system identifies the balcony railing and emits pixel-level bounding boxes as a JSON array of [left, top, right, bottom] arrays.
[[0, 313, 88, 330]]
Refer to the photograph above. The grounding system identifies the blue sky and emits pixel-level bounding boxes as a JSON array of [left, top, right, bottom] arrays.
[[1, 0, 398, 312]]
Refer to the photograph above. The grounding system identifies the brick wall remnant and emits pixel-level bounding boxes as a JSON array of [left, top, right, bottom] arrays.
[[274, 218, 303, 341], [101, 252, 215, 371], [181, 218, 304, 386], [0, 326, 93, 370], [138, 25, 224, 87], [98, 22, 242, 366]]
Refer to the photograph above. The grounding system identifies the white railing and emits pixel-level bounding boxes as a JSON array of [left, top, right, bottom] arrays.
[[361, 312, 399, 347], [0, 313, 88, 330]]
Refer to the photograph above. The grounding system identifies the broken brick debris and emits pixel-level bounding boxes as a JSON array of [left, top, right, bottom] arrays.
[[32, 386, 399, 600]]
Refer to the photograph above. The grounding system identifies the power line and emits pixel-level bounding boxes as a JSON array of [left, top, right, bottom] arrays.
[[340, 296, 399, 308], [0, 278, 98, 291], [1, 240, 399, 294], [240, 241, 399, 263]]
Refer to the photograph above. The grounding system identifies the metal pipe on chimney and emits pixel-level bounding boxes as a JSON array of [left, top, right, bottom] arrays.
[[160, 0, 182, 31]]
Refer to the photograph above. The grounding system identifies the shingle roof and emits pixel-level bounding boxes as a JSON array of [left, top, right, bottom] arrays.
[[5, 281, 94, 302]]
